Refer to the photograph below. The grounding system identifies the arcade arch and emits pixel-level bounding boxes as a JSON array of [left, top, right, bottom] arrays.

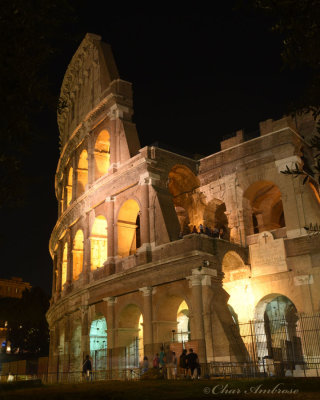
[[90, 317, 107, 371], [61, 243, 68, 289], [254, 294, 301, 362], [77, 150, 88, 197], [168, 165, 203, 232], [222, 251, 253, 323], [90, 216, 108, 270], [243, 181, 285, 235], [72, 230, 84, 280], [177, 300, 190, 342], [203, 199, 229, 239], [117, 199, 140, 257], [66, 167, 73, 207], [117, 304, 143, 368], [94, 130, 110, 180]]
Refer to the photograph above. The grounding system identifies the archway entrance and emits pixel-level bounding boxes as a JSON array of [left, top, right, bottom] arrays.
[[177, 300, 190, 343], [94, 130, 110, 180], [117, 200, 140, 257], [90, 216, 108, 270], [117, 305, 143, 369], [73, 230, 84, 280], [254, 294, 302, 365], [90, 317, 107, 371], [243, 181, 285, 236]]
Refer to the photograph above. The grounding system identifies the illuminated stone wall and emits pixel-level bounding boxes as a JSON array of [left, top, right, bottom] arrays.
[[47, 34, 320, 378]]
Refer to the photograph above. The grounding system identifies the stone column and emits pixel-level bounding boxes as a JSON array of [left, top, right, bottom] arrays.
[[71, 156, 77, 203], [83, 210, 93, 283], [55, 244, 62, 298], [139, 287, 154, 360], [186, 273, 206, 363], [63, 315, 71, 374], [106, 196, 115, 259], [139, 175, 151, 248], [103, 296, 117, 370], [51, 253, 57, 299], [87, 134, 95, 186], [80, 305, 90, 361], [66, 229, 73, 287], [201, 278, 215, 362]]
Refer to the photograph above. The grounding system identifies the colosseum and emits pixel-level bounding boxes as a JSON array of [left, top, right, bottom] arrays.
[[47, 33, 320, 379]]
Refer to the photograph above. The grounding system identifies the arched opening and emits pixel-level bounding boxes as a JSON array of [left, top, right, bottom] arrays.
[[117, 200, 140, 257], [72, 230, 84, 280], [118, 304, 143, 368], [203, 199, 230, 239], [77, 150, 88, 197], [90, 317, 107, 371], [168, 165, 203, 232], [66, 167, 73, 207], [94, 130, 110, 180], [177, 300, 190, 342], [61, 243, 68, 290], [243, 181, 285, 236], [222, 251, 253, 323], [90, 216, 108, 270], [156, 295, 190, 344], [254, 294, 302, 365]]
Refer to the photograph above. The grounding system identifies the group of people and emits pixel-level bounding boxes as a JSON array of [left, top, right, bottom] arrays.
[[143, 346, 200, 379], [179, 224, 226, 239]]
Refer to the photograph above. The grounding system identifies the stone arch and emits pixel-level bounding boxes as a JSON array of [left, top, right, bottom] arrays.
[[168, 164, 203, 232], [254, 294, 301, 362], [66, 167, 73, 207], [117, 303, 143, 368], [203, 199, 230, 239], [117, 199, 140, 257], [90, 215, 108, 270], [72, 229, 84, 280], [243, 180, 285, 236], [222, 251, 253, 323], [89, 316, 107, 371], [177, 300, 190, 343], [155, 294, 192, 343], [77, 150, 88, 197], [94, 129, 110, 180], [61, 242, 68, 289]]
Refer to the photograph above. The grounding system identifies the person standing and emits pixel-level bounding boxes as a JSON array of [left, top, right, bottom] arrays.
[[179, 349, 188, 378], [141, 356, 149, 374], [172, 351, 178, 379], [164, 345, 174, 379], [153, 353, 160, 368], [82, 354, 92, 381], [186, 348, 199, 379]]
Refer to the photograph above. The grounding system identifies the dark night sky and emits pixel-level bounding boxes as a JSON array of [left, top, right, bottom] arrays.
[[0, 5, 306, 295]]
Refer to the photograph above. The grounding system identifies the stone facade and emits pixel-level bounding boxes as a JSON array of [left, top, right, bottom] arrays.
[[47, 34, 320, 376]]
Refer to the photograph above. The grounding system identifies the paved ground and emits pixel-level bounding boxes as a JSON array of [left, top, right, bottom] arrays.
[[0, 377, 319, 400]]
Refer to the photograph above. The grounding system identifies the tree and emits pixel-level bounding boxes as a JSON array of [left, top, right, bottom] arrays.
[[250, 0, 320, 186]]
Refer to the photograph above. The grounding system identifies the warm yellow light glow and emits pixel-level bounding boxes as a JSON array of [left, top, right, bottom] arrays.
[[66, 167, 73, 206], [94, 130, 110, 180], [91, 215, 108, 270], [77, 150, 88, 197], [309, 182, 320, 204], [73, 230, 84, 280], [61, 242, 68, 289], [177, 300, 189, 342], [138, 314, 144, 362], [117, 199, 140, 257]]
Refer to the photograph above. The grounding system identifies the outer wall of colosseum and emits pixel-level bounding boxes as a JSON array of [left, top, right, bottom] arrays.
[[47, 33, 320, 378]]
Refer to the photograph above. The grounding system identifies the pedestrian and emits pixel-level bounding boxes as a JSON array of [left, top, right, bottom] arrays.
[[82, 354, 92, 381], [212, 227, 219, 238], [153, 353, 160, 368], [142, 356, 149, 374], [179, 349, 188, 378], [192, 225, 197, 233], [159, 346, 166, 376], [199, 223, 204, 234], [218, 227, 224, 239], [172, 351, 177, 379], [164, 345, 174, 379], [186, 348, 199, 379]]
